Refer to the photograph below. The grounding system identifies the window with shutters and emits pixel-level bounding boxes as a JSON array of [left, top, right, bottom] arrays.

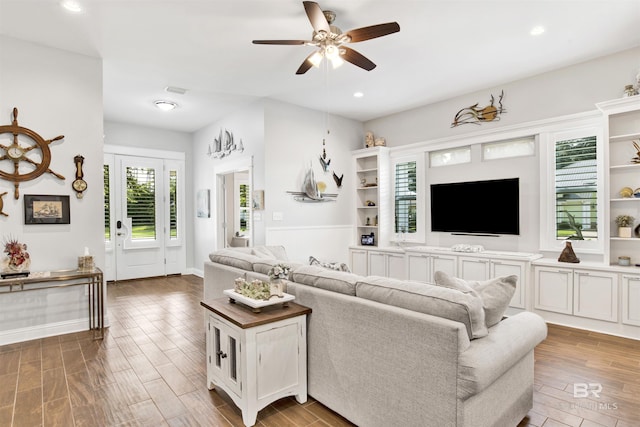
[[555, 135, 598, 240], [126, 167, 156, 240], [392, 154, 424, 242], [540, 126, 603, 253], [395, 161, 417, 234]]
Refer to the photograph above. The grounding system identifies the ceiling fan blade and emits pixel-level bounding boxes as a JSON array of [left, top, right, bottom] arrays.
[[303, 1, 330, 34], [252, 40, 308, 45], [341, 47, 376, 71], [344, 22, 400, 43], [296, 52, 317, 74]]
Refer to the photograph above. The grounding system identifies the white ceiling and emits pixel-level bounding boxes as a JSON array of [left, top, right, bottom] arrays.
[[1, 1, 639, 133]]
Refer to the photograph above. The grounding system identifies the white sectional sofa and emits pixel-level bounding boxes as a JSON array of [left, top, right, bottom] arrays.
[[203, 246, 547, 427]]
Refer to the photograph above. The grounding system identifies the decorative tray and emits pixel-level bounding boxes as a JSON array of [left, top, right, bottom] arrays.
[[223, 289, 295, 312]]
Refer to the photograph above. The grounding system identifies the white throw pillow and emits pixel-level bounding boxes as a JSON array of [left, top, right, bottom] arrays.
[[433, 271, 517, 327]]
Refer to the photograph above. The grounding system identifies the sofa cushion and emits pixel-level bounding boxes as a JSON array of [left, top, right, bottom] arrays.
[[355, 276, 488, 339], [209, 249, 259, 271], [308, 255, 351, 272], [291, 265, 361, 296], [433, 271, 516, 327], [251, 245, 288, 261], [253, 258, 304, 278]]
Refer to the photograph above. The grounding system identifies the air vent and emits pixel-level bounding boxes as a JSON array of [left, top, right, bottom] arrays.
[[165, 86, 187, 95]]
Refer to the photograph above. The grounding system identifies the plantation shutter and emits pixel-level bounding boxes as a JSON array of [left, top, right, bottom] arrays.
[[126, 167, 156, 240], [395, 161, 417, 233], [169, 170, 178, 239], [555, 136, 598, 240], [104, 164, 110, 242]]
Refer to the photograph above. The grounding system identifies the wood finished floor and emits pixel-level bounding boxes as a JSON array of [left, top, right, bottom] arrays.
[[0, 275, 637, 427]]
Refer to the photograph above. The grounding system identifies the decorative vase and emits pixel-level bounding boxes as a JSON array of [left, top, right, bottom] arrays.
[[558, 241, 580, 263], [269, 278, 285, 298], [618, 227, 632, 238], [2, 257, 30, 272]]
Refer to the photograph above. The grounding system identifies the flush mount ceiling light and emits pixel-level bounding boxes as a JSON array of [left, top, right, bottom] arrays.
[[154, 100, 178, 111], [253, 1, 400, 74], [353, 92, 364, 98], [61, 0, 82, 13]]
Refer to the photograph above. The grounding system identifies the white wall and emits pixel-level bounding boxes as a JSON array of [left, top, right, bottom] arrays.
[[263, 99, 362, 263], [366, 47, 640, 146], [192, 100, 266, 275], [0, 36, 104, 344]]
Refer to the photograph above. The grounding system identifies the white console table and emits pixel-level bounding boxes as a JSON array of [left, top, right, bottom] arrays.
[[201, 298, 311, 426]]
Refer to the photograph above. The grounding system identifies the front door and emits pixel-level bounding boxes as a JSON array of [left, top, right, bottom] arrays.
[[104, 150, 185, 281]]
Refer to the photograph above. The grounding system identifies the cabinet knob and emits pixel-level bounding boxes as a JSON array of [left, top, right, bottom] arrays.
[[217, 350, 227, 359]]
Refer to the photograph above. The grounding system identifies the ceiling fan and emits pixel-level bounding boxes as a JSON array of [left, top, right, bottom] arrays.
[[252, 1, 400, 74]]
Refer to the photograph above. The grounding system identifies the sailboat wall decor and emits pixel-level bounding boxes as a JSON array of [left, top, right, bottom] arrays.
[[207, 128, 244, 159], [287, 165, 337, 203]]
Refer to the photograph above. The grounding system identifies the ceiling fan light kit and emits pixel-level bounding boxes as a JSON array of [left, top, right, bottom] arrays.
[[253, 1, 400, 74]]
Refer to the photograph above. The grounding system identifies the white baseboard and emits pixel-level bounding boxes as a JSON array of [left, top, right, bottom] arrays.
[[0, 316, 111, 346]]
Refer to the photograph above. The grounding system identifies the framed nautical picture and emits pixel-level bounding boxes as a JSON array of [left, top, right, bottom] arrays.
[[252, 190, 264, 210], [24, 194, 70, 224]]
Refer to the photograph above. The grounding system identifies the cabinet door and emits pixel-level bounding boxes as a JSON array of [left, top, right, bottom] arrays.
[[350, 249, 368, 276], [209, 316, 242, 397], [535, 267, 573, 314], [622, 275, 640, 326], [458, 257, 490, 281], [387, 253, 406, 280], [407, 253, 430, 283], [431, 255, 457, 280], [491, 260, 526, 309], [574, 271, 618, 322], [256, 323, 299, 399], [368, 252, 387, 277]]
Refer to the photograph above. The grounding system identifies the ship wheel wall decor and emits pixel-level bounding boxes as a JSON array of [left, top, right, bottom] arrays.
[[0, 107, 65, 198]]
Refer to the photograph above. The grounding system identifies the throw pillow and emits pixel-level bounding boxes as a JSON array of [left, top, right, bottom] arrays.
[[433, 271, 517, 327], [308, 256, 351, 272]]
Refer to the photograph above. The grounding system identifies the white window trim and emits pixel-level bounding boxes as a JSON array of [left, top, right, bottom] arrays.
[[539, 126, 605, 254], [391, 152, 425, 244]]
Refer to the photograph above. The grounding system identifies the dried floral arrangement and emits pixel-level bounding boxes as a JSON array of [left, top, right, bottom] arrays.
[[3, 236, 30, 271]]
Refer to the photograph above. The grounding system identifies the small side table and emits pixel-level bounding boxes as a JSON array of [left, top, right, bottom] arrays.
[[200, 298, 311, 427]]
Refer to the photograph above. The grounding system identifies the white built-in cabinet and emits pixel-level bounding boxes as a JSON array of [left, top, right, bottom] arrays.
[[367, 248, 406, 280], [406, 251, 457, 283], [458, 256, 529, 309], [350, 246, 539, 309], [622, 274, 640, 326], [534, 264, 619, 322], [349, 248, 368, 277]]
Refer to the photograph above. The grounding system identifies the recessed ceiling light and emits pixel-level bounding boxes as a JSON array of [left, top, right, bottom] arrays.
[[154, 100, 178, 111], [61, 1, 82, 13], [353, 92, 364, 98], [530, 26, 545, 36]]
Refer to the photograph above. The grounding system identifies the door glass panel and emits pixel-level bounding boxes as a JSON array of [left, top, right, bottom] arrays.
[[239, 183, 249, 233], [229, 336, 237, 381], [169, 170, 178, 239], [214, 327, 221, 367], [104, 164, 111, 242], [126, 167, 156, 240]]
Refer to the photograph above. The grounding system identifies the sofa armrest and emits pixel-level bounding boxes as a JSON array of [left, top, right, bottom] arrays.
[[457, 311, 547, 399]]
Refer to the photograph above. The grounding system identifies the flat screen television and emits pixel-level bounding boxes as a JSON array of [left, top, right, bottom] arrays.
[[430, 178, 520, 235]]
